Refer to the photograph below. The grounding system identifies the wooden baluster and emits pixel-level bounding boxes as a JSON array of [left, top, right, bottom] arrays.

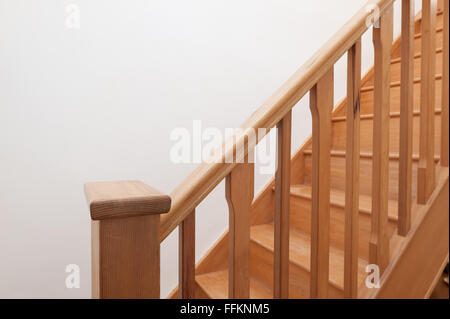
[[274, 111, 291, 299], [442, 0, 449, 167], [84, 180, 171, 298], [226, 153, 254, 299], [344, 40, 361, 299], [179, 210, 196, 298], [418, 0, 437, 204], [398, 0, 415, 236], [369, 6, 393, 275], [309, 68, 333, 299]]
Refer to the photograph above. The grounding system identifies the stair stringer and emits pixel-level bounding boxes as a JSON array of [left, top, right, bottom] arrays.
[[359, 165, 449, 299]]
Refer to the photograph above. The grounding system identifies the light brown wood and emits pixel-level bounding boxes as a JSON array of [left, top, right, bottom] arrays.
[[84, 180, 171, 220], [360, 166, 449, 299], [179, 210, 196, 299], [369, 6, 393, 275], [85, 180, 170, 299], [196, 269, 272, 299], [309, 68, 334, 298], [274, 111, 291, 299], [398, 0, 415, 236], [250, 223, 368, 298], [157, 2, 446, 300], [426, 253, 450, 298], [344, 40, 361, 299], [289, 184, 398, 261], [418, 0, 438, 204], [91, 215, 160, 298], [441, 0, 449, 166], [159, 0, 395, 242], [226, 160, 254, 299], [182, 52, 378, 298]]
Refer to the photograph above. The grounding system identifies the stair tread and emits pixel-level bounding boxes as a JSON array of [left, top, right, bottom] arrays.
[[361, 74, 442, 92], [302, 149, 440, 162], [196, 270, 273, 299], [250, 223, 368, 290], [332, 108, 442, 122], [290, 184, 398, 221]]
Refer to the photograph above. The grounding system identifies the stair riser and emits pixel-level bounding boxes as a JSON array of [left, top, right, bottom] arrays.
[[249, 241, 343, 299], [331, 112, 442, 154], [289, 195, 397, 260], [360, 78, 442, 115], [303, 155, 420, 201], [365, 51, 443, 86]]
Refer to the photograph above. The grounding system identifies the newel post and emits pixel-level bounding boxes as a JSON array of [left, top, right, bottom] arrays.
[[84, 180, 171, 299]]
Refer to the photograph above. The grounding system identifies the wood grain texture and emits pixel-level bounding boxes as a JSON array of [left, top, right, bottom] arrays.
[[360, 166, 449, 299], [196, 270, 272, 299], [344, 40, 361, 298], [159, 0, 395, 242], [441, 0, 449, 166], [398, 0, 415, 236], [85, 181, 171, 220], [274, 111, 292, 299], [161, 2, 446, 300], [309, 68, 334, 298], [226, 161, 254, 299], [418, 0, 437, 204], [179, 210, 196, 299], [289, 184, 398, 261], [251, 223, 368, 298], [369, 5, 393, 275], [92, 215, 160, 298]]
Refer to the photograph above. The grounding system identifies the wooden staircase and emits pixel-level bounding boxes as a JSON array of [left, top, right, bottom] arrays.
[[83, 0, 449, 300], [172, 2, 447, 299]]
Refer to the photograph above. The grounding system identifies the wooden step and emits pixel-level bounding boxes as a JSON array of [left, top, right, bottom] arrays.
[[289, 184, 398, 220], [271, 183, 398, 259], [332, 108, 442, 122], [390, 47, 443, 64], [360, 76, 442, 114], [250, 224, 368, 298], [362, 74, 442, 92], [365, 50, 443, 86], [303, 149, 440, 163], [287, 184, 397, 260], [392, 18, 444, 59], [330, 110, 442, 155], [196, 270, 273, 299], [302, 153, 419, 201], [414, 7, 445, 33], [413, 27, 444, 56]]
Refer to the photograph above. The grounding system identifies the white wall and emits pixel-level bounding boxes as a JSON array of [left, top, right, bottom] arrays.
[[0, 0, 420, 298]]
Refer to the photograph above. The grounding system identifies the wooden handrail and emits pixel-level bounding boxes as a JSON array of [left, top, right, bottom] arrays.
[[159, 0, 395, 242]]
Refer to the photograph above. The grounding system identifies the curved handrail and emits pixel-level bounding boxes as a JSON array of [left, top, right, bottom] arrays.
[[159, 0, 395, 242]]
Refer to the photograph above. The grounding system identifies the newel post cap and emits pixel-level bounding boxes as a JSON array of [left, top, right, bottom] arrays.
[[84, 180, 171, 220]]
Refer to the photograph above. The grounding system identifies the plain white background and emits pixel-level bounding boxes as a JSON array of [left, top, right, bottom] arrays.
[[0, 0, 421, 298]]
